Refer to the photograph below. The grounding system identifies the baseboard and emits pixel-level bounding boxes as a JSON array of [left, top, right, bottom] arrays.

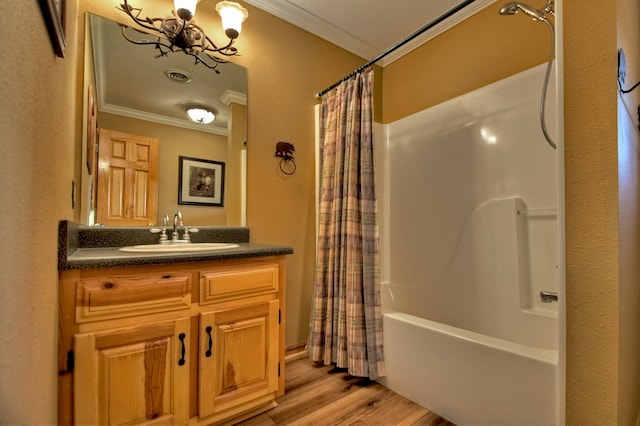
[[285, 342, 307, 361]]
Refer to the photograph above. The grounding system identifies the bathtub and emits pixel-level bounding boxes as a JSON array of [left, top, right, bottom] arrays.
[[376, 64, 560, 425], [378, 312, 557, 425]]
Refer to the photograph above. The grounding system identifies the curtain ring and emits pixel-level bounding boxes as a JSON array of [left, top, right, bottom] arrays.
[[279, 157, 296, 175]]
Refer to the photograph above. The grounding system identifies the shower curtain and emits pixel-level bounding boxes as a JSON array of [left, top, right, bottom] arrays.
[[307, 71, 385, 380]]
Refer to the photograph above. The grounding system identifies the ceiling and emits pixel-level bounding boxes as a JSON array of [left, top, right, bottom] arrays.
[[90, 0, 497, 133], [243, 0, 496, 64]]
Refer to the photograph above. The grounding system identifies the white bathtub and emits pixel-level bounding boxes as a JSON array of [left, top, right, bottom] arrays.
[[378, 198, 558, 424], [376, 64, 560, 425], [378, 312, 557, 425]]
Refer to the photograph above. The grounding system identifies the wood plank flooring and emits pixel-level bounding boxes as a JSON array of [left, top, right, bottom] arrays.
[[234, 352, 455, 426]]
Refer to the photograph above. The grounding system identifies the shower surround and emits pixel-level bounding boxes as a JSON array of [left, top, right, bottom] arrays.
[[376, 63, 560, 425]]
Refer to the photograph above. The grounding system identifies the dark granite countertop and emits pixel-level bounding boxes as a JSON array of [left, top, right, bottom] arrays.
[[58, 221, 293, 270]]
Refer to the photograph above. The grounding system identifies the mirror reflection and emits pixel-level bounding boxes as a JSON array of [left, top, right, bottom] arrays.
[[82, 13, 247, 227]]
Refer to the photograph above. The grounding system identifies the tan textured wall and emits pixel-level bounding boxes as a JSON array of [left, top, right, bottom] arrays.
[[563, 1, 620, 423], [382, 2, 550, 123], [227, 102, 247, 226], [617, 0, 640, 422], [0, 1, 79, 423]]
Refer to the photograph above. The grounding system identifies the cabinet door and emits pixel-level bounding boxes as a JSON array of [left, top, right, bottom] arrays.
[[97, 129, 159, 226], [74, 318, 190, 425], [199, 300, 279, 418]]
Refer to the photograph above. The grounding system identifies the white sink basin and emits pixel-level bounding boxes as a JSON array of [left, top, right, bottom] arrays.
[[119, 242, 240, 253]]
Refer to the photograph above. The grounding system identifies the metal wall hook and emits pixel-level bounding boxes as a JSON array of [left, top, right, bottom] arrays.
[[275, 141, 296, 175], [278, 157, 296, 175]]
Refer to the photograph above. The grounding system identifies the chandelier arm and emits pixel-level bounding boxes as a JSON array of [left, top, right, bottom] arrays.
[[187, 52, 224, 72], [118, 1, 164, 33], [120, 26, 176, 52], [201, 35, 237, 56], [160, 16, 188, 44], [178, 21, 237, 56]]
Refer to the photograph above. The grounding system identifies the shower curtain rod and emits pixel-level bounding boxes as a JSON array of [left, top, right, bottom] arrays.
[[316, 0, 478, 98]]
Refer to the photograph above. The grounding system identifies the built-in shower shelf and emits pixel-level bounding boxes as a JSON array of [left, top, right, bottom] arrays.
[[517, 208, 557, 217]]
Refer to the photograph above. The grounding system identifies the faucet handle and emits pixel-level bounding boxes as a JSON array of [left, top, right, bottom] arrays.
[[149, 227, 169, 242], [182, 227, 199, 242]]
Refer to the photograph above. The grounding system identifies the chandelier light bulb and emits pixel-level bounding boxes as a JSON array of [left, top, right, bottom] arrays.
[[216, 1, 249, 39], [174, 0, 198, 20]]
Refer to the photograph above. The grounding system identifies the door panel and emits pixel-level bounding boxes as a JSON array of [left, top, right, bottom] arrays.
[[97, 129, 158, 226]]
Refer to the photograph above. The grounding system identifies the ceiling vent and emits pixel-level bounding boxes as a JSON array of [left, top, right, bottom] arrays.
[[164, 68, 193, 83]]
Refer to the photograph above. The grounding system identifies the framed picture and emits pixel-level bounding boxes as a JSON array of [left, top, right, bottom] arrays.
[[39, 0, 66, 58], [178, 156, 225, 206]]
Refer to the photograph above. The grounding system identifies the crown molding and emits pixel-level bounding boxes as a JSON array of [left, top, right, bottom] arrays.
[[99, 103, 229, 136], [243, 0, 496, 66], [243, 0, 380, 60], [220, 90, 247, 106]]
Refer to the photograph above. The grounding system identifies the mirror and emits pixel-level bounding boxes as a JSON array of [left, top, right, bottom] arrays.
[[82, 13, 247, 227]]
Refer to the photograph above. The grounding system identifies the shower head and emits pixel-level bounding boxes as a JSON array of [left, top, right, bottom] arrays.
[[499, 1, 547, 21]]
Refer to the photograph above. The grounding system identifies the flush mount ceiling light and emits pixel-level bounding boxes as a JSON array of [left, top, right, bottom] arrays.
[[186, 107, 216, 124], [118, 0, 248, 73]]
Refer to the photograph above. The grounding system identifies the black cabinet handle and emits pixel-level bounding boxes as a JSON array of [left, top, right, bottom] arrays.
[[178, 333, 186, 366], [205, 326, 213, 358]]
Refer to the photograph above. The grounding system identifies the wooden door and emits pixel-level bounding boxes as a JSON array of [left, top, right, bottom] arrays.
[[198, 300, 279, 418], [97, 129, 159, 226], [74, 318, 190, 425]]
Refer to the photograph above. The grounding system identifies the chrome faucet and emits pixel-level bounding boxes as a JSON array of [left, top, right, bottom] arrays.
[[172, 211, 183, 241], [150, 211, 198, 243]]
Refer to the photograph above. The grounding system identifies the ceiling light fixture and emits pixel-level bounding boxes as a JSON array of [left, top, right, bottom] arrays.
[[186, 107, 216, 124], [118, 0, 248, 73]]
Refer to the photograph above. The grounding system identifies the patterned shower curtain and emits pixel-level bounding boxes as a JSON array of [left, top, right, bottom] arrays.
[[307, 71, 385, 380]]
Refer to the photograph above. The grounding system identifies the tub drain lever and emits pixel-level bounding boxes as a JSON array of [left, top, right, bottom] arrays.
[[540, 291, 558, 303]]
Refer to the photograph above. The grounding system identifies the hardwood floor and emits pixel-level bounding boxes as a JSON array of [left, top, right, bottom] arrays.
[[234, 352, 455, 426]]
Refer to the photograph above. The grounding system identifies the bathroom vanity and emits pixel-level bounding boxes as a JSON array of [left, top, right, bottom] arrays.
[[57, 221, 293, 425]]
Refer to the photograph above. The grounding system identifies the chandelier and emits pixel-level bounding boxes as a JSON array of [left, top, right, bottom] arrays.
[[118, 0, 248, 72]]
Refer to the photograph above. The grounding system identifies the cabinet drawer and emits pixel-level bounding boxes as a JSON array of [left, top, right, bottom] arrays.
[[76, 272, 191, 323], [200, 263, 278, 305]]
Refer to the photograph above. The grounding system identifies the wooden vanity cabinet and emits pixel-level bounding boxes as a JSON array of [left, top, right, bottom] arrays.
[[58, 256, 286, 426], [74, 317, 191, 425], [198, 300, 280, 419]]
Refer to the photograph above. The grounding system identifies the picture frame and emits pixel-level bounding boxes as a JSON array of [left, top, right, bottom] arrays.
[[178, 156, 225, 207], [39, 0, 66, 58]]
